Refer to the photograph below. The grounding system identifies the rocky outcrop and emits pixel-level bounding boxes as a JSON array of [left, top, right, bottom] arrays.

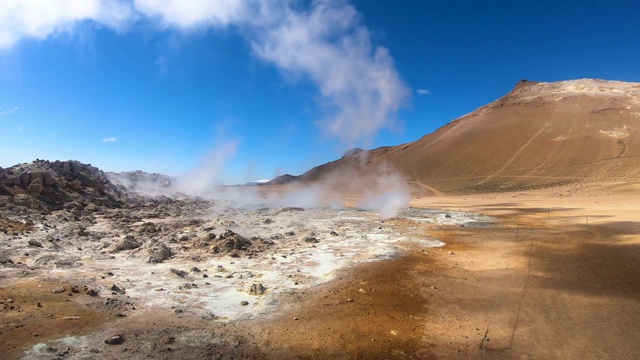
[[0, 159, 127, 211]]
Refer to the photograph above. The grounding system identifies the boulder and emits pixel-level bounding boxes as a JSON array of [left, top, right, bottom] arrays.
[[42, 172, 54, 186], [28, 179, 44, 194], [302, 236, 319, 243], [78, 173, 95, 187], [2, 176, 14, 186], [114, 236, 141, 251], [71, 180, 82, 190], [104, 335, 124, 345], [249, 283, 266, 295], [147, 241, 172, 263], [211, 229, 252, 254], [19, 171, 31, 187], [29, 171, 44, 185], [28, 239, 43, 247]]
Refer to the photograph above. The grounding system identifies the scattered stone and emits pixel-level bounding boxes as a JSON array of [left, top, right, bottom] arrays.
[[53, 287, 66, 294], [27, 239, 42, 248], [104, 334, 125, 345], [302, 236, 318, 243], [249, 283, 266, 295], [179, 283, 197, 290], [240, 301, 249, 306], [84, 287, 98, 296], [330, 231, 339, 236], [110, 284, 126, 294], [170, 268, 189, 278]]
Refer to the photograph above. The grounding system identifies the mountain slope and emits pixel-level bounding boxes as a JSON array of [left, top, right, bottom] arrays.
[[280, 79, 640, 193]]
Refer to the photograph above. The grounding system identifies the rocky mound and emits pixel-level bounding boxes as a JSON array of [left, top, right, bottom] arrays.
[[0, 160, 127, 212], [195, 229, 274, 258]]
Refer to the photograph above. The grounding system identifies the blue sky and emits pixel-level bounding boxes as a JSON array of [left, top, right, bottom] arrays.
[[1, 0, 639, 183]]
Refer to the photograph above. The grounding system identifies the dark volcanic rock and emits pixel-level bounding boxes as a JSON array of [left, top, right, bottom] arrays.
[[0, 159, 127, 211], [104, 334, 125, 345], [113, 236, 142, 251], [211, 230, 252, 254], [146, 240, 173, 263], [249, 283, 266, 295]]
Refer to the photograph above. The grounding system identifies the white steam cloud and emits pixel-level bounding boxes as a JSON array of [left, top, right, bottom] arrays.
[[173, 140, 238, 196]]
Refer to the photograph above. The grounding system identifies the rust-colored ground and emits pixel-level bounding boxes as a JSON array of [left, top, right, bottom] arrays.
[[0, 280, 112, 358], [2, 181, 639, 359]]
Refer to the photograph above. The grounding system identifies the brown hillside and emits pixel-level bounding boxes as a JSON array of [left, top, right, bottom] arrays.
[[288, 79, 640, 194]]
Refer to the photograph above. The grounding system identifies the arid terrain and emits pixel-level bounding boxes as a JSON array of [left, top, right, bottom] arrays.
[[1, 79, 639, 359]]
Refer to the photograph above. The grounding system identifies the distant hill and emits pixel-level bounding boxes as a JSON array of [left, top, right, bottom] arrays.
[[275, 79, 640, 194]]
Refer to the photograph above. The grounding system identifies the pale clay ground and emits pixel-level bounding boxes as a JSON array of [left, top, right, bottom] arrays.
[[2, 180, 639, 359]]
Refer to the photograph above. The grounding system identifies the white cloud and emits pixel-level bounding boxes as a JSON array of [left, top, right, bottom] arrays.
[[416, 89, 431, 95], [102, 137, 117, 142], [133, 0, 247, 30], [1, 0, 410, 145], [247, 1, 410, 145], [0, 106, 19, 116], [0, 0, 133, 50]]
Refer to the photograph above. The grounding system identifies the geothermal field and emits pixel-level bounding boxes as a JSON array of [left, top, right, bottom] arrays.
[[1, 79, 640, 359]]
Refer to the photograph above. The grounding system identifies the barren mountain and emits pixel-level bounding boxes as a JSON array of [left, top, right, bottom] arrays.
[[277, 79, 640, 193]]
